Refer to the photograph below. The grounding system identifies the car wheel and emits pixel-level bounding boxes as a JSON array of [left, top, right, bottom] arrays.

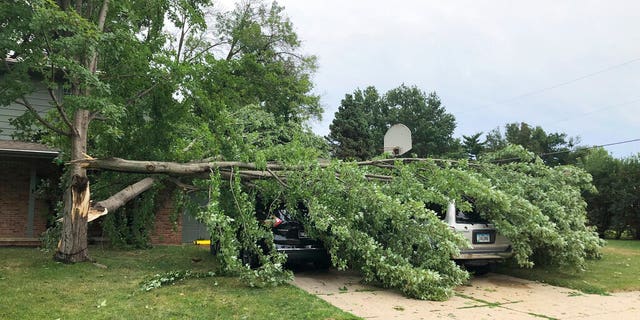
[[240, 249, 259, 268], [467, 263, 495, 276], [314, 257, 331, 270], [210, 240, 221, 255]]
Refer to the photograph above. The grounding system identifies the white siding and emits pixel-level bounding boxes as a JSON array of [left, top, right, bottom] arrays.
[[0, 81, 54, 140]]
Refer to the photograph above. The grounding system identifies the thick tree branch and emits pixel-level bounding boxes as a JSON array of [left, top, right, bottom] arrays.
[[73, 157, 293, 173], [71, 156, 400, 184], [356, 158, 478, 167], [72, 156, 469, 176], [88, 177, 155, 222], [14, 97, 73, 136]]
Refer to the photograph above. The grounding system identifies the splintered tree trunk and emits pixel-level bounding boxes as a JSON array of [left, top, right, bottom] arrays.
[[55, 109, 91, 263]]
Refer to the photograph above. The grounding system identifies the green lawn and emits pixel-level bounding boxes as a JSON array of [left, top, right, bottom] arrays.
[[0, 245, 358, 320], [497, 239, 640, 294]]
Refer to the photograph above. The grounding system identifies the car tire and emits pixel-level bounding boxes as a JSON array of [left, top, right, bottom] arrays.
[[210, 239, 221, 255], [240, 249, 259, 268], [314, 258, 331, 270], [467, 263, 495, 276]]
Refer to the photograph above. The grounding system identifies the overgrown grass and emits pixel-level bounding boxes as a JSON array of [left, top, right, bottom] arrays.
[[497, 240, 640, 294], [0, 245, 358, 320]]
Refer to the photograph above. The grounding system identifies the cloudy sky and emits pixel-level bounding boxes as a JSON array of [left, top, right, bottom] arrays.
[[232, 1, 640, 157]]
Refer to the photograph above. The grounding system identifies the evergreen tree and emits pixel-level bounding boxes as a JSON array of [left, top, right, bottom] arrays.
[[327, 87, 382, 160]]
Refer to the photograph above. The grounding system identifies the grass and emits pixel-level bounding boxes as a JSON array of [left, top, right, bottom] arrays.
[[0, 245, 359, 320], [496, 239, 640, 294]]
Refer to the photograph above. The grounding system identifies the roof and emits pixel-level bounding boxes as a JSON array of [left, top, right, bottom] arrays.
[[0, 140, 59, 157]]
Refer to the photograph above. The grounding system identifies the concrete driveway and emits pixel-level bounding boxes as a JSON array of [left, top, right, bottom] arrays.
[[293, 270, 640, 319]]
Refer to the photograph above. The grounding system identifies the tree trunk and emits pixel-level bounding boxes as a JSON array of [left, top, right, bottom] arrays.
[[55, 109, 91, 263]]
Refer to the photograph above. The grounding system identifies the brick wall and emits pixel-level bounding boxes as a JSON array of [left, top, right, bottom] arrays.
[[149, 191, 182, 245], [0, 157, 57, 239]]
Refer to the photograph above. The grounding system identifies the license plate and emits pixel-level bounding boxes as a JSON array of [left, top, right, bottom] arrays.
[[476, 233, 491, 243]]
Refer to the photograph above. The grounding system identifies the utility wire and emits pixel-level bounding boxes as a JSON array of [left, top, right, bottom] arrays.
[[458, 56, 640, 116], [494, 57, 640, 104], [594, 138, 640, 149], [546, 97, 640, 127]]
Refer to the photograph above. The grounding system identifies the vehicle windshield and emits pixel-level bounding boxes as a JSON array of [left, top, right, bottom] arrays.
[[455, 210, 489, 224]]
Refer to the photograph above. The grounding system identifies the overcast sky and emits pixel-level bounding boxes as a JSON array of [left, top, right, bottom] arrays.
[[234, 1, 640, 157]]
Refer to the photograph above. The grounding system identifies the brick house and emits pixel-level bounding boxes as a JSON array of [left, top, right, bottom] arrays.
[[0, 140, 208, 246], [0, 81, 207, 246]]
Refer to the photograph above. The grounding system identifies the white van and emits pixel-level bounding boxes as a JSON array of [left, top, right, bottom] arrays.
[[443, 201, 513, 273]]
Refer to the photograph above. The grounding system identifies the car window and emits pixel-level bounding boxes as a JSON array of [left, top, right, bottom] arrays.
[[425, 203, 446, 220], [456, 198, 489, 224]]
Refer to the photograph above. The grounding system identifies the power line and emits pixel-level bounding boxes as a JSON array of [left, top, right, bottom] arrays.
[[546, 97, 640, 127], [597, 138, 640, 149], [457, 56, 640, 116], [493, 57, 640, 105]]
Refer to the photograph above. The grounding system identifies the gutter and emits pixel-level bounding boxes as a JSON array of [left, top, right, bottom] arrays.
[[0, 148, 59, 158]]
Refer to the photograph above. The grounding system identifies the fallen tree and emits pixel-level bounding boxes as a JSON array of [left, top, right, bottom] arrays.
[[71, 145, 603, 300]]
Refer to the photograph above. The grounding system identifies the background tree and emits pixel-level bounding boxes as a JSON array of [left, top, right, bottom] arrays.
[[202, 0, 321, 122], [328, 85, 458, 159], [580, 149, 640, 239], [615, 156, 640, 239], [578, 148, 619, 236], [484, 127, 507, 152], [485, 122, 578, 165], [385, 85, 458, 157]]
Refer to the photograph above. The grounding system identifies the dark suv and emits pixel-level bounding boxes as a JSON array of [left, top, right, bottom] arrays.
[[265, 207, 330, 267], [211, 205, 330, 268]]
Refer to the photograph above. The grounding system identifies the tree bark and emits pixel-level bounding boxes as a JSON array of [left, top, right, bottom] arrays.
[[55, 109, 91, 263]]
